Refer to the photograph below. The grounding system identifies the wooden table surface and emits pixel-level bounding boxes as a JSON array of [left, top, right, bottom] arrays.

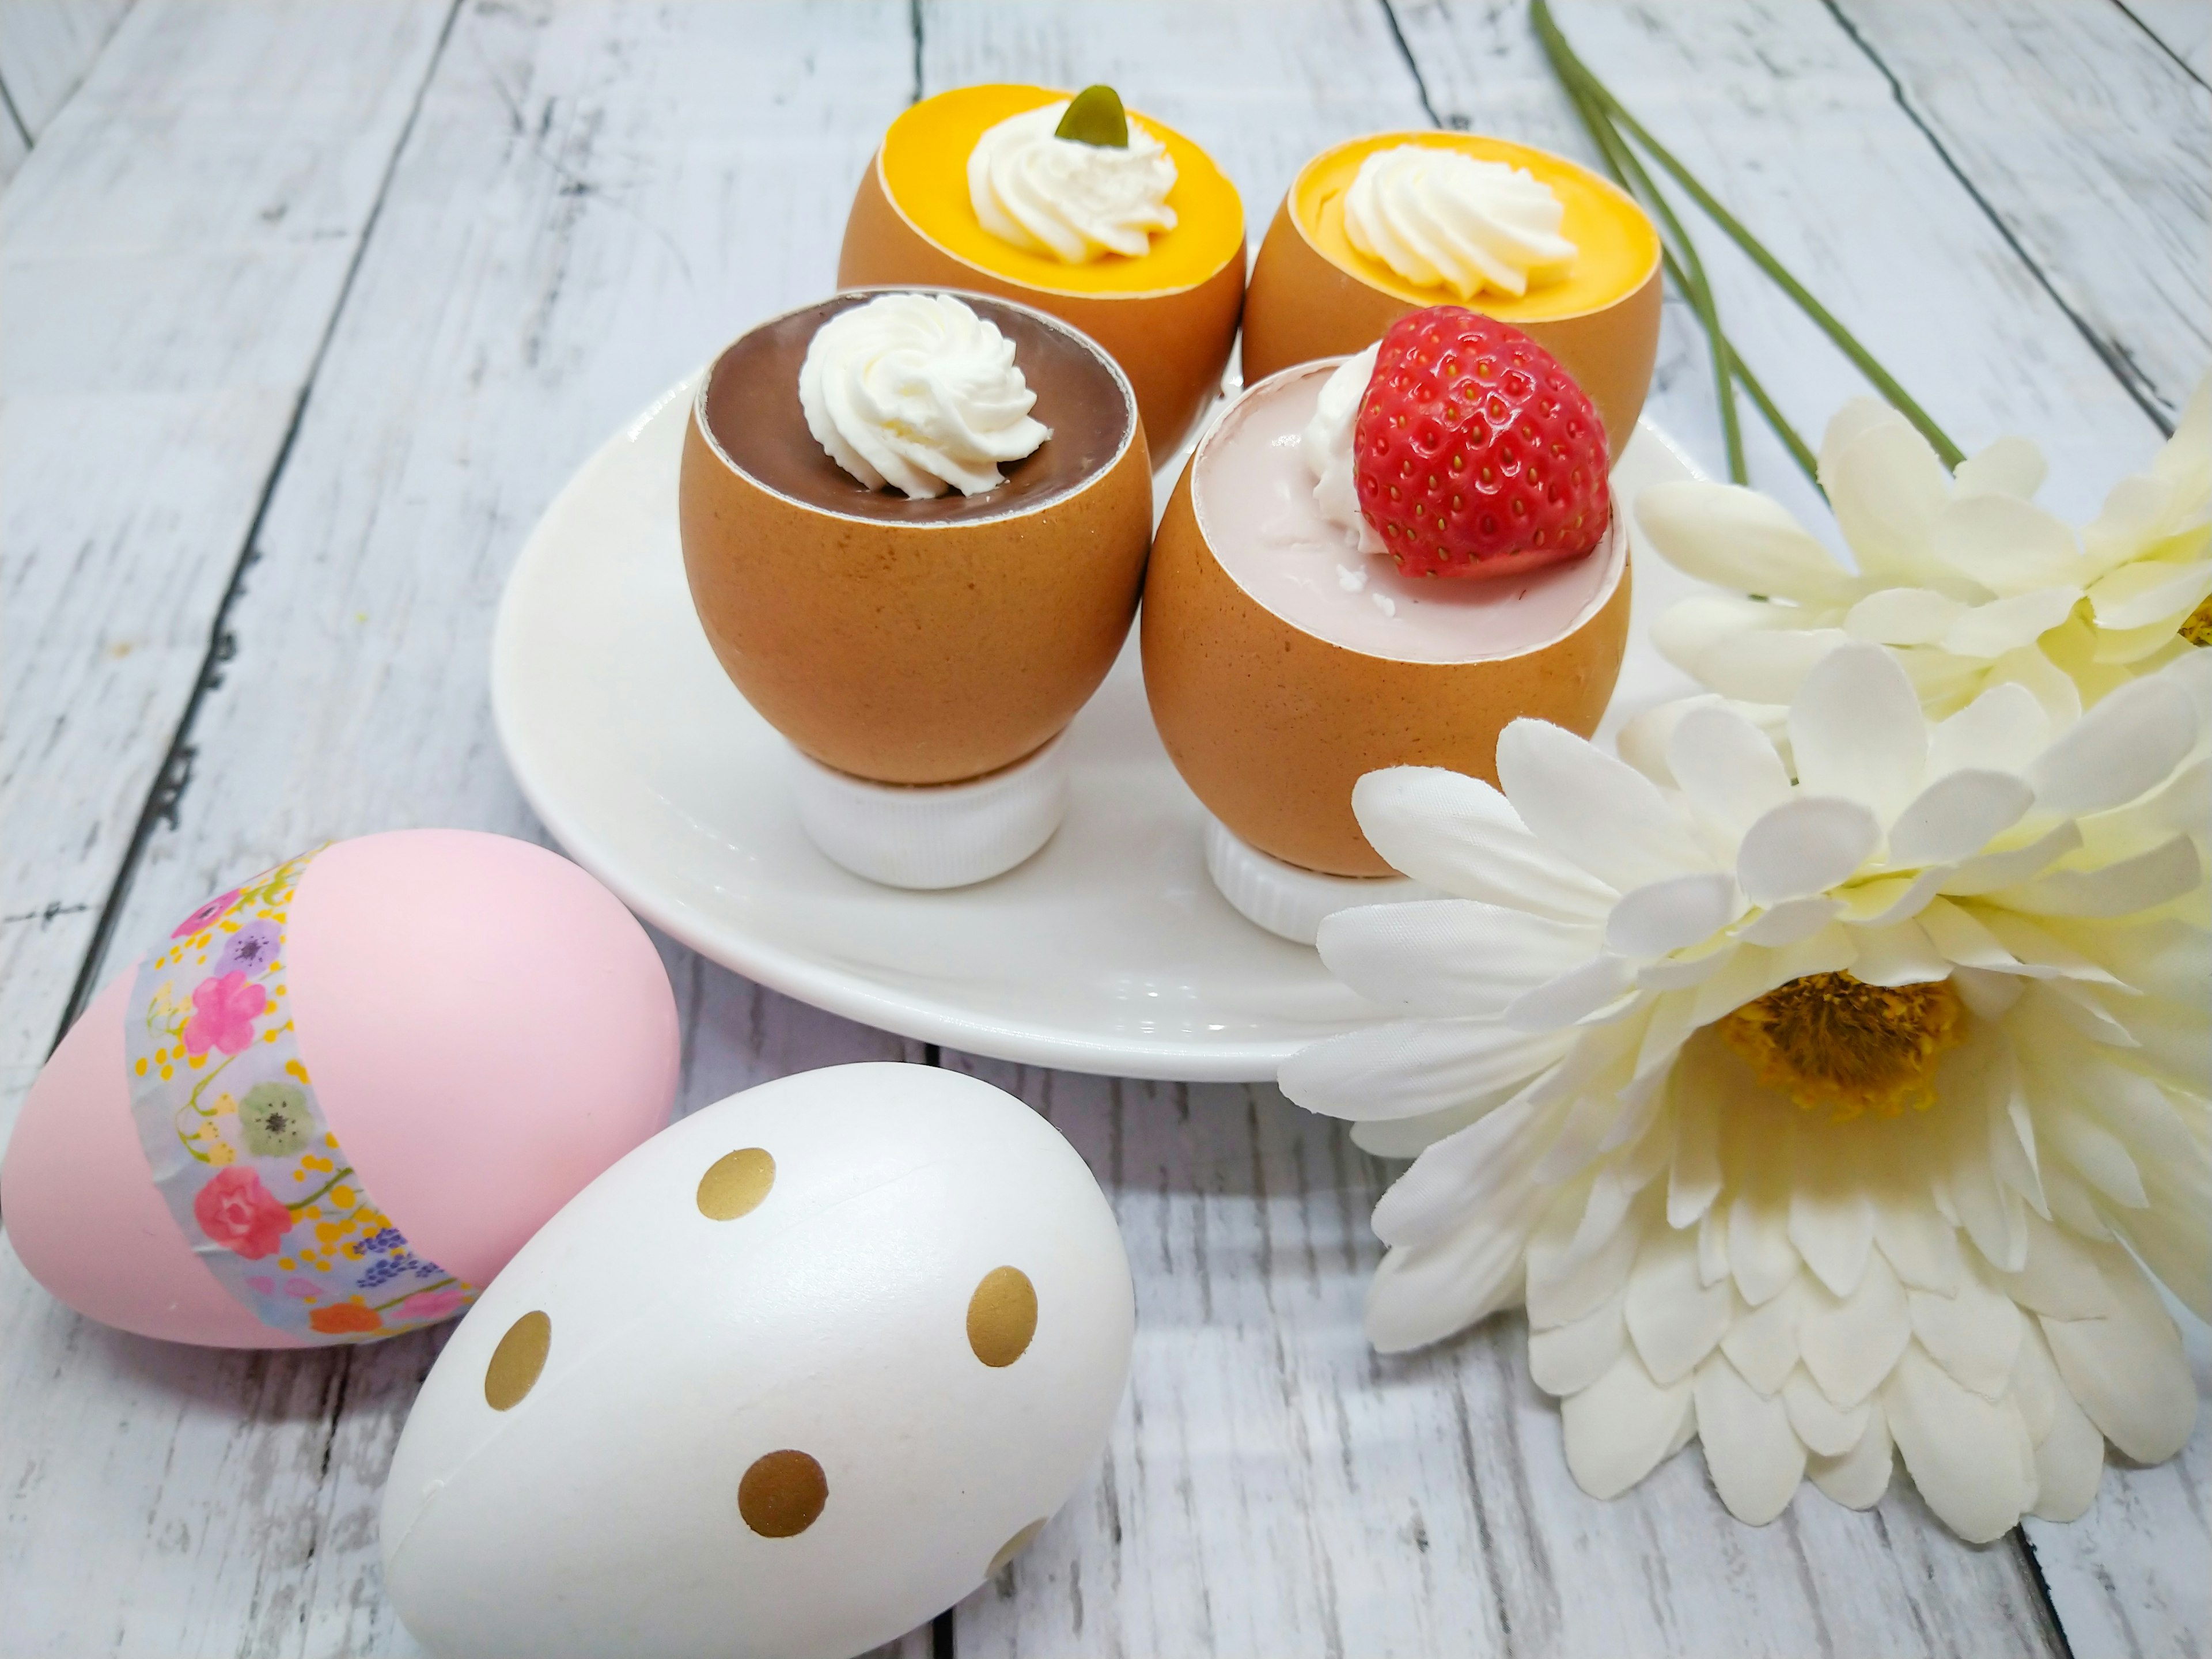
[[2, 3, 2205, 1655]]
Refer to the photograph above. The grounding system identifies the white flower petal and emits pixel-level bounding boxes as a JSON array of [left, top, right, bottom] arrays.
[[1942, 822, 2083, 896], [1842, 869, 1956, 931], [1279, 1018, 1571, 1123], [1651, 594, 1801, 676], [1933, 491, 2084, 592], [1928, 682, 2051, 779], [1799, 1251, 1912, 1409], [1737, 797, 1883, 907], [2087, 556, 2212, 630], [1692, 626, 1857, 706], [1695, 1353, 1808, 1524], [1729, 1187, 1801, 1309], [1526, 1188, 1646, 1329], [1635, 480, 1854, 603], [1844, 586, 1965, 646], [2028, 673, 2199, 816], [1884, 1342, 2039, 1543], [1986, 1211, 2115, 1319], [1496, 721, 1715, 891], [1505, 955, 1639, 1031], [2041, 1108, 2148, 1210], [1668, 1078, 1723, 1228], [1953, 434, 2047, 501], [1624, 1223, 1734, 1385], [2012, 1321, 2104, 1523], [1369, 1089, 1552, 1245], [1698, 1205, 1730, 1287], [1822, 405, 1950, 583], [1887, 770, 2034, 867], [1349, 768, 1615, 921], [1529, 1287, 1628, 1395], [1361, 1181, 1550, 1353], [1605, 873, 1743, 959], [1806, 1397, 1895, 1509], [1789, 1178, 1877, 1299], [2000, 834, 2201, 919], [1847, 919, 1952, 986], [1873, 1196, 1963, 1294], [1736, 896, 1844, 946], [1317, 899, 1599, 1016], [2040, 1252, 2198, 1464], [1350, 1109, 1474, 1160], [1667, 704, 1794, 840], [1783, 1367, 1871, 1457], [1721, 1278, 1805, 1394], [2118, 1155, 2212, 1322], [1987, 642, 2085, 728], [1790, 643, 1929, 818], [1907, 1268, 2023, 1402], [1561, 1349, 1694, 1500], [1942, 588, 2084, 658]]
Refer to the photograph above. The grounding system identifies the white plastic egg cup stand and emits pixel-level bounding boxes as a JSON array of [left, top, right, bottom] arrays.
[[787, 734, 1070, 890], [1202, 815, 1434, 946]]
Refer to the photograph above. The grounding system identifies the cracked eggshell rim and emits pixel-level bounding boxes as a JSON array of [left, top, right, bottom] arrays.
[[1240, 131, 1662, 459], [787, 734, 1070, 891], [1204, 815, 1432, 945], [838, 139, 1246, 460], [1141, 360, 1633, 878]]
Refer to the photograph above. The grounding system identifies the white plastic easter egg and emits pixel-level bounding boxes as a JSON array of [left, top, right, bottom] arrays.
[[380, 1062, 1134, 1659], [1, 831, 679, 1347]]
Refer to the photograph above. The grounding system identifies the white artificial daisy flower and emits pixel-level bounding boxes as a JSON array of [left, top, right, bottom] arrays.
[[1637, 378, 2210, 723], [1281, 644, 2209, 1540]]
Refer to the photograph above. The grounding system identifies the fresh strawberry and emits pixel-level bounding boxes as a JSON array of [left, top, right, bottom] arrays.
[[1352, 306, 1610, 579]]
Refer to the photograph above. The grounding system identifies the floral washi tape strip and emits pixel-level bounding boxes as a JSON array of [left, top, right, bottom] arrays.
[[124, 848, 474, 1343]]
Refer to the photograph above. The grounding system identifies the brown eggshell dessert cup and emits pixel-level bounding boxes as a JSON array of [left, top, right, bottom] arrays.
[[680, 289, 1153, 788], [1141, 365, 1633, 878], [838, 149, 1245, 461]]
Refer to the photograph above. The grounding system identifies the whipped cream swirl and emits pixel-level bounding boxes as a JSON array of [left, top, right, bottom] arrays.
[[798, 293, 1052, 499], [1304, 344, 1384, 556], [1343, 144, 1575, 300], [967, 102, 1177, 263]]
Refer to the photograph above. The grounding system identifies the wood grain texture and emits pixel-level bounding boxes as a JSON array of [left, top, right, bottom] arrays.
[[0, 0, 134, 137], [2119, 0, 2212, 80], [0, 0, 453, 1143], [0, 2, 925, 1653], [1832, 0, 2211, 427], [940, 1061, 2063, 1659]]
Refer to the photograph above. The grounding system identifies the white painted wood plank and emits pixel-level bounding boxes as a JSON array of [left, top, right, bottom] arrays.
[[0, 86, 25, 188], [0, 0, 452, 1139], [0, 0, 134, 136], [1834, 0, 2210, 425], [2121, 0, 2212, 80], [939, 1063, 2065, 1659], [0, 2, 928, 1654]]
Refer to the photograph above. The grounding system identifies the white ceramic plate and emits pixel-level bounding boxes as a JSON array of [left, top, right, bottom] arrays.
[[491, 380, 1706, 1081]]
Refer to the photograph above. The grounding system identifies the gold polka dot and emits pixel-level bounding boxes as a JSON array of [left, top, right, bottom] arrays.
[[987, 1517, 1048, 1578], [738, 1450, 827, 1537], [696, 1147, 775, 1221], [965, 1267, 1037, 1368], [483, 1310, 551, 1411]]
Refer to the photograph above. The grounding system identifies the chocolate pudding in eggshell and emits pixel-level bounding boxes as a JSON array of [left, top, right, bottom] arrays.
[[680, 289, 1150, 789]]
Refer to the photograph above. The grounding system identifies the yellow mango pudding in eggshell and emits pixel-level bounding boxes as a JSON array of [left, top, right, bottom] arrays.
[[680, 288, 1150, 891], [839, 83, 1246, 459], [1243, 131, 1661, 457], [1143, 308, 1629, 942]]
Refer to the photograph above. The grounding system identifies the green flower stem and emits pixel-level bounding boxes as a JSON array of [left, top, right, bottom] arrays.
[[1732, 349, 1823, 483], [1532, 0, 1964, 471], [1554, 59, 1746, 482]]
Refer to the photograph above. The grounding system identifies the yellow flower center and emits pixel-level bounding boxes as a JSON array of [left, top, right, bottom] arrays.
[[2180, 592, 2212, 648], [1718, 971, 1965, 1122]]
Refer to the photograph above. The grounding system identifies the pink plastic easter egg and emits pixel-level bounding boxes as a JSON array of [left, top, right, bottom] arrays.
[[2, 830, 680, 1347]]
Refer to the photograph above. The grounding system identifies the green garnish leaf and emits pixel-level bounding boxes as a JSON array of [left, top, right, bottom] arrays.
[[1055, 84, 1129, 148]]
